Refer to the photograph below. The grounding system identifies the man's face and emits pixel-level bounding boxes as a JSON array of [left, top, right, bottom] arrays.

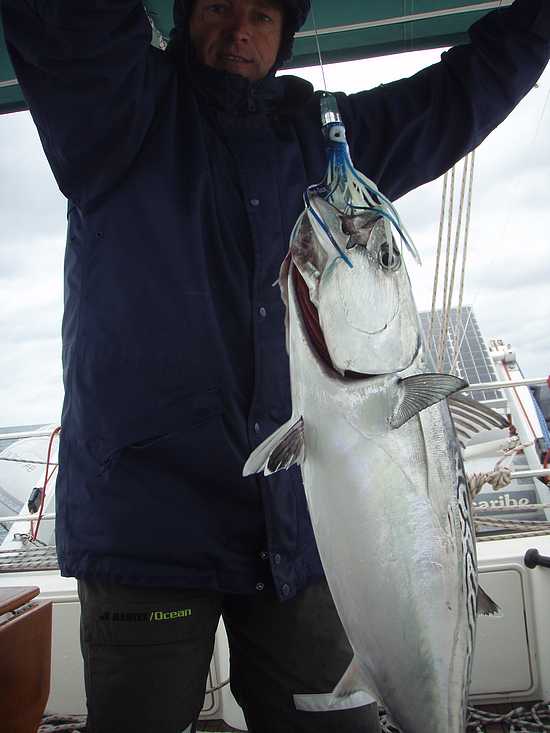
[[189, 0, 284, 82]]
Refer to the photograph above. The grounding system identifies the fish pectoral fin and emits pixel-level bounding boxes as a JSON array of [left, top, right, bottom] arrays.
[[332, 656, 379, 703], [391, 373, 468, 429], [477, 585, 500, 616], [242, 417, 305, 477]]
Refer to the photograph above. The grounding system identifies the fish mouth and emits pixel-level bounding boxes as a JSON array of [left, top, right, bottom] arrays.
[[293, 266, 372, 380]]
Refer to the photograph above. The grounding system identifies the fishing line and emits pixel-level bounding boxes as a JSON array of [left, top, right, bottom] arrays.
[[310, 0, 328, 91], [534, 82, 550, 142]]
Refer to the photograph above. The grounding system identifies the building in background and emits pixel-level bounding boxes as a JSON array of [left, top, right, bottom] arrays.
[[419, 306, 550, 535], [418, 305, 502, 402]]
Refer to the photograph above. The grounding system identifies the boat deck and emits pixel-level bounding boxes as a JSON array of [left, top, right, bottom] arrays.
[[0, 544, 59, 572], [200, 703, 544, 732], [29, 694, 545, 731], [35, 711, 518, 732]]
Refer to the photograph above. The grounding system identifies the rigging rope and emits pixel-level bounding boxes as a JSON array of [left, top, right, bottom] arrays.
[[469, 468, 513, 494], [452, 150, 476, 372], [428, 171, 449, 347], [443, 155, 470, 370], [468, 441, 528, 498], [432, 151, 476, 374], [436, 165, 456, 369]]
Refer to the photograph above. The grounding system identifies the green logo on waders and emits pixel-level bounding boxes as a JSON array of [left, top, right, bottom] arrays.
[[149, 608, 192, 621]]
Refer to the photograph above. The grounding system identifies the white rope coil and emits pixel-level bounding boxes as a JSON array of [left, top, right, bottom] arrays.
[[379, 702, 550, 732], [467, 702, 550, 731], [39, 716, 86, 732]]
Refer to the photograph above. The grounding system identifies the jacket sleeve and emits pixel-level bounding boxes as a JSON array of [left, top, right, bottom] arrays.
[[1, 1, 164, 208], [340, 0, 550, 201]]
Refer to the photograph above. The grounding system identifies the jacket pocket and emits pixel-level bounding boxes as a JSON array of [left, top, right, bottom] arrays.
[[98, 386, 223, 470]]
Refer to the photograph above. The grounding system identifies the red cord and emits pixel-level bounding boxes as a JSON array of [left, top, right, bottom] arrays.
[[31, 426, 61, 541]]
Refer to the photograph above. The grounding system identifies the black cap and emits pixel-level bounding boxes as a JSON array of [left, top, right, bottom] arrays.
[[172, 0, 311, 66]]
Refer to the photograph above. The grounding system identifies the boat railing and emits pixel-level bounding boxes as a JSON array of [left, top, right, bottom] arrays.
[[0, 429, 58, 441], [466, 376, 549, 392], [0, 512, 56, 525]]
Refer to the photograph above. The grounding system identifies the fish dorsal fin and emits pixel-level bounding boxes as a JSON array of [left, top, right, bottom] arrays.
[[448, 394, 509, 448], [243, 417, 305, 477], [391, 374, 467, 429], [477, 585, 500, 616]]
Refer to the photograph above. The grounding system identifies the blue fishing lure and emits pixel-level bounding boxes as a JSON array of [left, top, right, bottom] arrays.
[[305, 93, 421, 269]]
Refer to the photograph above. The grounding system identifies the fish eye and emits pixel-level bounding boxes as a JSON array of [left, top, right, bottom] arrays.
[[378, 242, 401, 271]]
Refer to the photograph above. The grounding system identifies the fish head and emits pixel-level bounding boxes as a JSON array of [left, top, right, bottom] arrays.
[[290, 193, 421, 376]]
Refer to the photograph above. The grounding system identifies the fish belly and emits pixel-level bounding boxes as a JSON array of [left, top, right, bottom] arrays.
[[301, 411, 468, 733]]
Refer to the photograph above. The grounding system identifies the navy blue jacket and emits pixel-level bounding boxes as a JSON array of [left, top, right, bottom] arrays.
[[2, 1, 549, 599]]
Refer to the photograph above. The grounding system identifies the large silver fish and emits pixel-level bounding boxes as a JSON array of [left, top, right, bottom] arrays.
[[244, 96, 500, 733]]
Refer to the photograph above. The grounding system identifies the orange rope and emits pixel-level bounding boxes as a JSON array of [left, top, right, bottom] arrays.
[[31, 426, 61, 541]]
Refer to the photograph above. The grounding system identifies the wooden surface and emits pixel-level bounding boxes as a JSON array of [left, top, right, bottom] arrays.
[[0, 597, 52, 733], [0, 585, 39, 614]]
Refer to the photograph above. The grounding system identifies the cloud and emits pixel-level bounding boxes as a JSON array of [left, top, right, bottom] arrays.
[[0, 113, 67, 246], [0, 114, 66, 424]]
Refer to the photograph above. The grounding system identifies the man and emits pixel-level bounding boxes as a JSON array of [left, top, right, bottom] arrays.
[[1, 1, 549, 732]]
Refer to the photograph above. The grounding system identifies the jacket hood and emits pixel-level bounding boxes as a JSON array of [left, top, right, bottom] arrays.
[[171, 0, 311, 68]]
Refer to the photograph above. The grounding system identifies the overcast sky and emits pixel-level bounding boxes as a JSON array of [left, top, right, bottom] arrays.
[[1, 46, 549, 427]]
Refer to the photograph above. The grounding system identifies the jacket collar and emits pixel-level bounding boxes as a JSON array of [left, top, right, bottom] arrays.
[[167, 32, 313, 119], [189, 59, 285, 117]]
